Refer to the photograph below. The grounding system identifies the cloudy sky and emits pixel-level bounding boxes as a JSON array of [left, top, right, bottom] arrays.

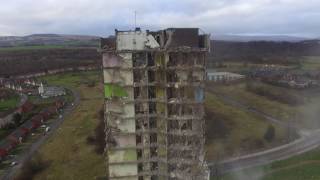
[[0, 0, 319, 37]]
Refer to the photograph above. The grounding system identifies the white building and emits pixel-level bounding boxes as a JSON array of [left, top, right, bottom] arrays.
[[38, 83, 66, 98], [207, 71, 245, 82]]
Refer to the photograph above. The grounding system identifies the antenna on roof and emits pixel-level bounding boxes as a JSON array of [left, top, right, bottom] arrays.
[[134, 11, 137, 29]]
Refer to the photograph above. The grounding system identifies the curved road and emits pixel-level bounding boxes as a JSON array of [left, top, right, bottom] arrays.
[[0, 88, 80, 180], [207, 90, 320, 175]]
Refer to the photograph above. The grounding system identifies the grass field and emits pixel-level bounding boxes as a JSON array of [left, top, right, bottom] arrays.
[[28, 89, 74, 105], [0, 44, 98, 52], [205, 92, 287, 161], [25, 70, 287, 178], [209, 81, 320, 129], [209, 82, 297, 121], [0, 95, 19, 112], [21, 69, 319, 179], [0, 45, 69, 51], [209, 62, 294, 74], [299, 56, 320, 71], [30, 71, 106, 180]]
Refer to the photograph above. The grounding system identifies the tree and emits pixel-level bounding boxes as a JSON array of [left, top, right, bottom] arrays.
[[264, 125, 275, 142], [12, 113, 22, 127]]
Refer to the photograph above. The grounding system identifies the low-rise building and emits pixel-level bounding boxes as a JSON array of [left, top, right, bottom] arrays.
[[207, 71, 245, 82], [38, 83, 66, 98]]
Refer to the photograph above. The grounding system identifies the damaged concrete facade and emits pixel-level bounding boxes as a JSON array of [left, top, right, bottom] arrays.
[[100, 28, 210, 180]]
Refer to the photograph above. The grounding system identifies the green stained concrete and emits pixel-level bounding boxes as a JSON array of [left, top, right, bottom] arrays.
[[104, 84, 128, 98]]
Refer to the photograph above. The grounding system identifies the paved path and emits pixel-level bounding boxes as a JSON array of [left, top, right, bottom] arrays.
[[0, 89, 80, 180]]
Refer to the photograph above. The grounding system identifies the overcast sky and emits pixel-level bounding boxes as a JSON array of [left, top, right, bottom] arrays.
[[0, 0, 319, 37]]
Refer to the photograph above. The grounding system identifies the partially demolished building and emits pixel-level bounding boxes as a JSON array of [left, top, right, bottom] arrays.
[[100, 28, 210, 180]]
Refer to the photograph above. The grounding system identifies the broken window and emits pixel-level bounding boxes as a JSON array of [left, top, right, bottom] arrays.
[[148, 86, 156, 99], [134, 87, 148, 99], [150, 133, 157, 144], [147, 52, 155, 66], [181, 120, 192, 130], [138, 163, 143, 172], [134, 69, 146, 83], [136, 123, 142, 130], [136, 135, 142, 144], [151, 175, 158, 180], [168, 104, 181, 116], [133, 52, 146, 67], [137, 149, 143, 158], [168, 120, 179, 130], [183, 53, 194, 66], [167, 70, 178, 82], [149, 102, 156, 114], [151, 162, 158, 171], [182, 104, 193, 115], [167, 87, 175, 99], [167, 53, 176, 67], [135, 102, 148, 114], [134, 87, 141, 99], [195, 53, 205, 66], [148, 70, 156, 83], [149, 118, 157, 129]]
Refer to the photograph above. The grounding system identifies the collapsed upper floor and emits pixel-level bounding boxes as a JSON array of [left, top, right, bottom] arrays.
[[101, 28, 210, 52]]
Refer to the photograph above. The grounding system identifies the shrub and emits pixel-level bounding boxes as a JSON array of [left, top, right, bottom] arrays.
[[264, 125, 276, 142], [14, 153, 50, 180], [205, 107, 233, 141], [86, 107, 106, 154], [12, 113, 22, 127], [246, 82, 304, 106]]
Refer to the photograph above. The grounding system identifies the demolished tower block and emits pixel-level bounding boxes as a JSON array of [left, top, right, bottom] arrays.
[[100, 28, 210, 180]]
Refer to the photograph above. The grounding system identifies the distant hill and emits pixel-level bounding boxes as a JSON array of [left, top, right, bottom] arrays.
[[214, 34, 314, 42], [0, 34, 100, 47], [210, 39, 320, 65], [1, 33, 320, 68]]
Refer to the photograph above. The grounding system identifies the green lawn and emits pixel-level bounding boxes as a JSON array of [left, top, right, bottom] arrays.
[[0, 95, 19, 112], [30, 71, 106, 180], [300, 56, 320, 71]]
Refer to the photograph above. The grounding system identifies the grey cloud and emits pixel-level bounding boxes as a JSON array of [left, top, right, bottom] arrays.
[[0, 0, 319, 37]]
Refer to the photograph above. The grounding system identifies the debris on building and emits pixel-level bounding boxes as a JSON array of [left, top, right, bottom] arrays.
[[100, 28, 210, 180]]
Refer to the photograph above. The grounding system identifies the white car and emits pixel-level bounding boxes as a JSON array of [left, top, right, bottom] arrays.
[[11, 161, 17, 166]]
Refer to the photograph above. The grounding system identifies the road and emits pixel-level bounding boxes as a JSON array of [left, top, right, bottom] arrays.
[[0, 89, 80, 180], [207, 89, 320, 175]]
